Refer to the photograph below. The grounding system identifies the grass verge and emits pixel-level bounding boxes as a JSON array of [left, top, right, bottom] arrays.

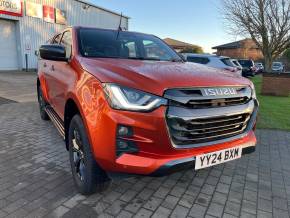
[[251, 75, 290, 131]]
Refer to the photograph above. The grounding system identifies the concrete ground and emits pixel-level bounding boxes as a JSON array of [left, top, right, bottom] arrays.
[[0, 71, 290, 218], [0, 71, 37, 103]]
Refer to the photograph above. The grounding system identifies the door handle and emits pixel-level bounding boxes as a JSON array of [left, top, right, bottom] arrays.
[[43, 63, 47, 68], [51, 65, 55, 71]]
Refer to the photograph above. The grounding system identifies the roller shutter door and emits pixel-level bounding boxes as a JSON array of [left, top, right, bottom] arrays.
[[0, 19, 18, 70]]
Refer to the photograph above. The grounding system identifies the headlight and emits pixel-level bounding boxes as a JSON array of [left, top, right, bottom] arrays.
[[103, 84, 167, 112], [250, 84, 257, 99]]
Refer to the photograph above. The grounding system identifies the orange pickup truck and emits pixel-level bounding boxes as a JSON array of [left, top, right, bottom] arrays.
[[37, 26, 258, 195]]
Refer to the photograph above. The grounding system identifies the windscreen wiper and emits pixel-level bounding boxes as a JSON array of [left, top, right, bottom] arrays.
[[170, 58, 184, 62], [127, 57, 161, 61]]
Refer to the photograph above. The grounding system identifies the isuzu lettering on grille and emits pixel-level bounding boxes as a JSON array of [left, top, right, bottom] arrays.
[[203, 88, 237, 97]]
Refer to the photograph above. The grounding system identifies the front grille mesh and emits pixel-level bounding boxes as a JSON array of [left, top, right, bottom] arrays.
[[167, 113, 251, 145]]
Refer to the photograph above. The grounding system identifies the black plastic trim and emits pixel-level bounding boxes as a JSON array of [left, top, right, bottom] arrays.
[[150, 146, 256, 177]]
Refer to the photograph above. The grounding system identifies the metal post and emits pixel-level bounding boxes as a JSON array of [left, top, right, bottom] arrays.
[[25, 54, 28, 72]]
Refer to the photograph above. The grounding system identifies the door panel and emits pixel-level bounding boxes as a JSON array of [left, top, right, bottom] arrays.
[[46, 30, 73, 119]]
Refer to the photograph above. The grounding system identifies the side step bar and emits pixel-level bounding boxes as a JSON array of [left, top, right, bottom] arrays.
[[45, 106, 65, 139]]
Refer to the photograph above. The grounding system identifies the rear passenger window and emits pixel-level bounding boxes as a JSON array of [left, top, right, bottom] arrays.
[[187, 57, 210, 64]]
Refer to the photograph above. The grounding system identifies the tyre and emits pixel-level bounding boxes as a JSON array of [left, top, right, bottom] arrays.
[[37, 86, 49, 121], [68, 114, 110, 195]]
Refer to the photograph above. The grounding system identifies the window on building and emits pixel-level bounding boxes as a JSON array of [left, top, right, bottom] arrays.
[[187, 56, 210, 64], [60, 31, 72, 59]]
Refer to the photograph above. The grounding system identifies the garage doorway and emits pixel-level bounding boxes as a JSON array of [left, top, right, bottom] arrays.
[[0, 19, 19, 70]]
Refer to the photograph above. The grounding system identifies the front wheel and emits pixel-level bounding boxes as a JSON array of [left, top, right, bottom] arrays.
[[68, 114, 110, 195]]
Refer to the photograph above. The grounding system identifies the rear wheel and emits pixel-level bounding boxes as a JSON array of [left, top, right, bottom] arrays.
[[37, 86, 49, 121], [68, 114, 110, 195]]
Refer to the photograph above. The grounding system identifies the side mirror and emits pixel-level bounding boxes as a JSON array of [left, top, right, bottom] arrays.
[[39, 44, 67, 61]]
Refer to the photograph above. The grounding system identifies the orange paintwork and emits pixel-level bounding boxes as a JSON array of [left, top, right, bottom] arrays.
[[38, 27, 257, 175]]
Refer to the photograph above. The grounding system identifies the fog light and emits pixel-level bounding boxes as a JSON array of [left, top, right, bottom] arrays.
[[116, 139, 138, 156], [117, 140, 129, 149], [117, 125, 133, 137]]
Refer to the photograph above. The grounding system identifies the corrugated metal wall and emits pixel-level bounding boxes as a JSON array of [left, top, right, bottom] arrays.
[[0, 0, 129, 70]]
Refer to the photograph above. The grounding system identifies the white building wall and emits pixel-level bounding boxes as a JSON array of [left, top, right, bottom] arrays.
[[0, 0, 129, 70]]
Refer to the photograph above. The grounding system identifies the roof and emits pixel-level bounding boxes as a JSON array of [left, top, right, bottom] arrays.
[[212, 38, 259, 50], [163, 38, 194, 47], [75, 0, 130, 19]]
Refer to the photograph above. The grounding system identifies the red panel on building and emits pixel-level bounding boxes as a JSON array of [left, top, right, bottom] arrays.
[[43, 5, 55, 23], [0, 0, 22, 17]]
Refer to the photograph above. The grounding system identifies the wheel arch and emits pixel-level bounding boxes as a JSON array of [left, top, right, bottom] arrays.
[[64, 98, 81, 150]]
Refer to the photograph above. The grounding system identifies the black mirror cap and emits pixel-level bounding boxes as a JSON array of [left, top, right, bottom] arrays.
[[39, 44, 68, 62]]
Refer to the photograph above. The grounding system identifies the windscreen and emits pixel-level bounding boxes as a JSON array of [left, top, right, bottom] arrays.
[[78, 28, 182, 62], [272, 63, 281, 67]]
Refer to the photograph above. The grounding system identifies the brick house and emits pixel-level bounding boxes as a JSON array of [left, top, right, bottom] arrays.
[[212, 39, 263, 61], [163, 38, 201, 53]]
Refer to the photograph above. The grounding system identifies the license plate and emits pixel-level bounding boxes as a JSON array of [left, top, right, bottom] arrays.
[[195, 147, 242, 170]]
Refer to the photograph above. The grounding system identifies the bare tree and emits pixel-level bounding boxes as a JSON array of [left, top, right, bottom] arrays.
[[222, 0, 290, 71]]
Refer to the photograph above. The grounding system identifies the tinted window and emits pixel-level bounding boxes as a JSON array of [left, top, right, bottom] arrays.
[[272, 63, 282, 67], [124, 41, 138, 57], [232, 60, 240, 66], [238, 60, 254, 67], [143, 40, 172, 60], [221, 58, 235, 67], [60, 31, 72, 59], [78, 28, 182, 61], [187, 56, 210, 64]]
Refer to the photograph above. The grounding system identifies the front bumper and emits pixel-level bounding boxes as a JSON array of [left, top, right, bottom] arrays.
[[272, 69, 283, 73], [87, 94, 258, 175], [112, 132, 257, 175]]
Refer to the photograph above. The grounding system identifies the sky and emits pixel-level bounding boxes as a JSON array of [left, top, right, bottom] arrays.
[[90, 0, 240, 53]]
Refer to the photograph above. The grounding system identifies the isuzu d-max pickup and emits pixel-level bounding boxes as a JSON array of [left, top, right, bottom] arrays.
[[37, 26, 258, 195]]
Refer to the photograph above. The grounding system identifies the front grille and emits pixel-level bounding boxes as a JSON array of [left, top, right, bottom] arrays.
[[164, 86, 256, 147], [170, 97, 250, 109], [167, 113, 251, 145]]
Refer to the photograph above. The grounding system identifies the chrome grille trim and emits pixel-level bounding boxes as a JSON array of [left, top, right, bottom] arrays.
[[164, 86, 252, 105]]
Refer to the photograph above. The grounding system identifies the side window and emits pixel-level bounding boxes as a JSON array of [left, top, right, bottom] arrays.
[[221, 58, 235, 67], [124, 41, 137, 57], [187, 57, 209, 64], [60, 31, 72, 59], [118, 40, 138, 58], [51, 34, 61, 44], [143, 40, 171, 60]]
